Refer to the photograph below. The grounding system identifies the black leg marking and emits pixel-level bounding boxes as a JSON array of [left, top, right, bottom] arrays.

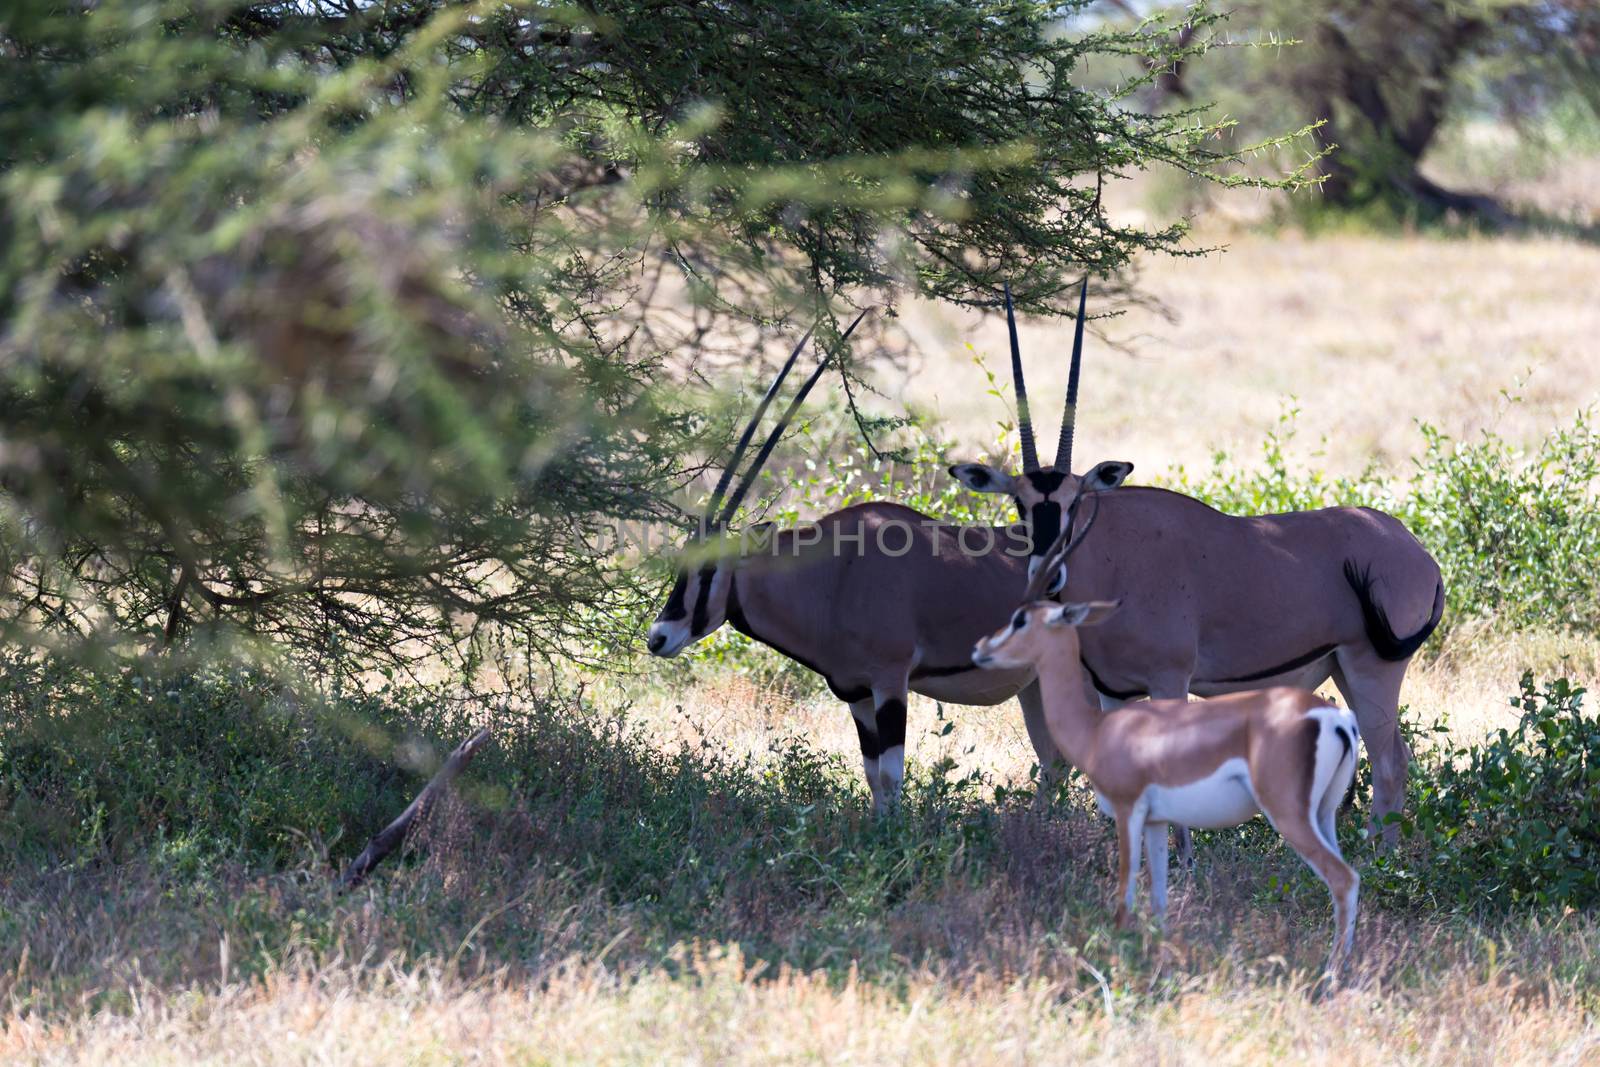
[[876, 698, 907, 752], [854, 714, 883, 761]]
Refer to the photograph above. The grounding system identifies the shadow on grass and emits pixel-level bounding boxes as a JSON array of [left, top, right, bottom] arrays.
[[2, 659, 1597, 1015]]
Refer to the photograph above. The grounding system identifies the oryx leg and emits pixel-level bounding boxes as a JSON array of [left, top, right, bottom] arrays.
[[1332, 649, 1411, 849], [853, 684, 909, 816], [1018, 679, 1067, 809], [1104, 677, 1197, 872], [848, 698, 886, 812]]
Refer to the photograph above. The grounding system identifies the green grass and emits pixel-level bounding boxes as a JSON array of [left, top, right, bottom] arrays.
[[3, 656, 1598, 1027]]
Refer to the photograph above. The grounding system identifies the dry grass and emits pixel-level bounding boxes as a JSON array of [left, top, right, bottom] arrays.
[[6, 950, 1598, 1066], [10, 207, 1600, 1063], [890, 229, 1600, 478]]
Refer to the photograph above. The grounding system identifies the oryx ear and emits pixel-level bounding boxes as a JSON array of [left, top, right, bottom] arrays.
[[948, 463, 1017, 495], [1049, 599, 1121, 627], [1043, 562, 1067, 597], [1082, 460, 1133, 491]]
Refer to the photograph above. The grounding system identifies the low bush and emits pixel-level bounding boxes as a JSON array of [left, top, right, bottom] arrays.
[[1370, 673, 1600, 912]]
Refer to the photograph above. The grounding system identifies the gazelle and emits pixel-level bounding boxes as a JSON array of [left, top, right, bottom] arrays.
[[949, 280, 1443, 844], [648, 308, 1065, 813], [973, 599, 1362, 973]]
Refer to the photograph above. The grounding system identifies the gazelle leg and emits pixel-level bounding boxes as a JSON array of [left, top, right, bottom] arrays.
[[848, 698, 885, 813], [870, 687, 909, 815], [1018, 680, 1067, 808], [1332, 650, 1411, 848], [1144, 820, 1170, 925], [1139, 678, 1199, 873], [1274, 813, 1361, 975], [1113, 803, 1147, 929]]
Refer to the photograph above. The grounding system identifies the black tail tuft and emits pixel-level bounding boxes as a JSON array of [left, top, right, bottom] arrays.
[[1343, 560, 1444, 662], [1335, 723, 1357, 812]]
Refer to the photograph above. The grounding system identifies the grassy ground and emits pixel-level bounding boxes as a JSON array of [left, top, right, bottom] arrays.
[[7, 204, 1600, 1062]]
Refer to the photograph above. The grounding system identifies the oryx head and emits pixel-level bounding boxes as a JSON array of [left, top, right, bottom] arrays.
[[971, 598, 1123, 671], [948, 279, 1132, 583], [647, 310, 867, 657]]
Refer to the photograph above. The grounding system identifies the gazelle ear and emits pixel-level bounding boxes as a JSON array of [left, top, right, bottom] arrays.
[[1082, 460, 1133, 491], [948, 463, 1017, 495], [1077, 599, 1122, 626], [1043, 603, 1081, 627], [1049, 599, 1121, 627]]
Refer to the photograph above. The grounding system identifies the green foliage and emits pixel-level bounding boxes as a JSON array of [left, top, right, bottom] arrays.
[[0, 0, 1313, 676], [0, 652, 1051, 981], [0, 653, 421, 869], [1370, 674, 1600, 912]]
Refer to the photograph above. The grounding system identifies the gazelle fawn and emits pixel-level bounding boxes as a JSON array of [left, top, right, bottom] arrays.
[[973, 599, 1362, 973]]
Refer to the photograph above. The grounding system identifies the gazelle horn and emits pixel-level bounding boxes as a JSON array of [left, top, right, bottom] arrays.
[[717, 307, 871, 526], [703, 321, 818, 531], [1056, 276, 1088, 472], [1005, 282, 1039, 472]]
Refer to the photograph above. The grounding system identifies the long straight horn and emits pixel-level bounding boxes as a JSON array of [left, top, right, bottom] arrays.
[[1005, 282, 1039, 472], [717, 307, 871, 526], [703, 321, 817, 529], [1056, 276, 1088, 472]]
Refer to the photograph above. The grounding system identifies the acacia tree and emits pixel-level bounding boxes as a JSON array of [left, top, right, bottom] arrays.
[[0, 0, 1304, 680]]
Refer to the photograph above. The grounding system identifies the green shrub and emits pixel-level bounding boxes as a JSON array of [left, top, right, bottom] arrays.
[[0, 653, 419, 870], [1371, 674, 1600, 912], [1167, 407, 1600, 634]]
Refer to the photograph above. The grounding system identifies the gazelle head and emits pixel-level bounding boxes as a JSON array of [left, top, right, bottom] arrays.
[[948, 280, 1132, 582], [971, 599, 1122, 670], [648, 310, 867, 658]]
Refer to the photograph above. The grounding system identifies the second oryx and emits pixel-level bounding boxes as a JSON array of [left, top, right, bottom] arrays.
[[950, 280, 1444, 843]]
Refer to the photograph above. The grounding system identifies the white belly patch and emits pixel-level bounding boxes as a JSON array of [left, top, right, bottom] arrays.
[[1145, 757, 1260, 829]]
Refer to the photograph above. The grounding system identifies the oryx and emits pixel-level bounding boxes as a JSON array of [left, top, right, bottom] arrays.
[[647, 309, 1071, 813], [950, 281, 1444, 843]]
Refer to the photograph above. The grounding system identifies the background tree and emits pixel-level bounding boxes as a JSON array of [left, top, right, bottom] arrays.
[[0, 0, 1306, 681], [1112, 0, 1600, 221]]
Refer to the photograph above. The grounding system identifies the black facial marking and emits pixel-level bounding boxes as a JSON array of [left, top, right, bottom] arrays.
[[1025, 470, 1068, 494], [688, 563, 716, 636], [658, 572, 689, 622], [1028, 501, 1061, 555], [876, 698, 907, 751], [1011, 609, 1027, 629]]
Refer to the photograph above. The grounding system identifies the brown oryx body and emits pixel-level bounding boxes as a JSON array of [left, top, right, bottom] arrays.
[[974, 600, 1362, 974], [652, 503, 1054, 811], [953, 280, 1443, 843], [648, 312, 1063, 812], [1027, 483, 1441, 843]]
